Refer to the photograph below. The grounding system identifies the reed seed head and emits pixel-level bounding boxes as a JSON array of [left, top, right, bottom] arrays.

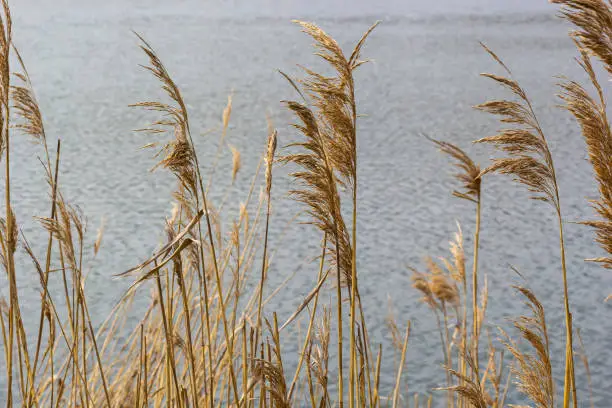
[[265, 129, 277, 196], [230, 144, 241, 184]]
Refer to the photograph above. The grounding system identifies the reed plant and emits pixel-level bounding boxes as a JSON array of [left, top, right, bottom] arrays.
[[0, 0, 611, 407]]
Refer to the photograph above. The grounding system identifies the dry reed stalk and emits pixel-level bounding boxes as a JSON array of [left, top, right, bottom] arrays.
[[256, 127, 277, 337], [131, 32, 251, 405], [154, 260, 182, 405], [230, 221, 241, 343], [304, 341, 317, 407], [282, 20, 378, 408], [301, 21, 377, 408], [174, 243, 201, 405], [287, 233, 327, 401], [576, 329, 594, 408], [0, 2, 15, 404], [311, 307, 331, 407], [26, 138, 60, 405], [134, 35, 209, 402], [37, 198, 102, 406], [373, 344, 382, 408], [132, 33, 217, 404], [110, 128, 268, 406], [500, 286, 554, 408], [475, 43, 576, 407], [282, 97, 348, 407], [428, 136, 484, 408], [391, 322, 409, 408], [413, 224, 484, 408], [476, 336, 504, 408], [427, 136, 482, 375]]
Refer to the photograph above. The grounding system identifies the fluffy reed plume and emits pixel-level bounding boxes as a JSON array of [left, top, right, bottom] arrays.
[[130, 33, 197, 198], [500, 286, 554, 408], [478, 334, 510, 408], [440, 353, 488, 408], [292, 20, 377, 190], [427, 260, 460, 408], [411, 271, 439, 310], [552, 0, 612, 74], [0, 0, 10, 152], [412, 257, 460, 309], [308, 307, 331, 406], [427, 137, 481, 203], [94, 218, 105, 256], [223, 93, 232, 131], [282, 19, 376, 289], [430, 273, 460, 306], [230, 144, 241, 184], [444, 224, 471, 404], [207, 93, 233, 192], [475, 44, 576, 407], [412, 244, 463, 408], [411, 217, 499, 408], [447, 226, 466, 283], [253, 359, 291, 408], [475, 54, 557, 205], [386, 299, 404, 354], [266, 129, 277, 195], [283, 100, 348, 272], [252, 317, 290, 408], [11, 53, 44, 144], [555, 1, 612, 271], [559, 49, 612, 267]]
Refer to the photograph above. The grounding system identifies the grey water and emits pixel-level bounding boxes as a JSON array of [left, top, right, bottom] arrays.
[[3, 0, 612, 405]]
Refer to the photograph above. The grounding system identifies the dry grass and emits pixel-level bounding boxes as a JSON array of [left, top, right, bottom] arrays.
[[0, 0, 610, 407]]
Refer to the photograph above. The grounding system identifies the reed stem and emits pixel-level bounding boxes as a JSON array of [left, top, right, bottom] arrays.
[[391, 322, 410, 408], [472, 195, 481, 370], [4, 33, 14, 406], [335, 232, 344, 408], [256, 192, 272, 338], [349, 185, 357, 408], [288, 233, 327, 400], [558, 210, 576, 408], [154, 264, 182, 406], [27, 139, 61, 406]]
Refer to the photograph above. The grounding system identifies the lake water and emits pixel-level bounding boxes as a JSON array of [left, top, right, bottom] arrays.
[[4, 0, 612, 406]]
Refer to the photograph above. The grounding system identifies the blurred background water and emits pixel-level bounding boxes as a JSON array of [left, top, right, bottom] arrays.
[[3, 0, 612, 405]]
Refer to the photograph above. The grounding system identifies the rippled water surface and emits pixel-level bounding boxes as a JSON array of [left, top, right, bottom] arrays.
[[4, 0, 612, 405]]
